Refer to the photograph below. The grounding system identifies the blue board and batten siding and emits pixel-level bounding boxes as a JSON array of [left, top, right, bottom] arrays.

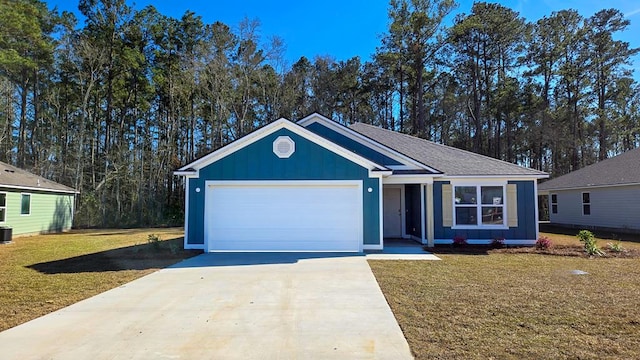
[[305, 122, 403, 166], [187, 128, 380, 246], [433, 180, 537, 240]]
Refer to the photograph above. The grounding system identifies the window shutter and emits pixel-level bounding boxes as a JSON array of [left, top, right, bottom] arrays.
[[442, 184, 453, 227], [507, 184, 518, 227]]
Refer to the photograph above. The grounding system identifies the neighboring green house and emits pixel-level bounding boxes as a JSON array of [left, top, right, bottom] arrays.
[[0, 161, 78, 237]]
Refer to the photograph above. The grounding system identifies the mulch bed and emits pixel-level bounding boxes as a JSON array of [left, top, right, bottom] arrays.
[[429, 244, 640, 258]]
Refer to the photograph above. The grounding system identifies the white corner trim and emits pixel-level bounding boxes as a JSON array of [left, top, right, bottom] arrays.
[[183, 178, 190, 249], [534, 180, 540, 242], [378, 177, 384, 250], [420, 184, 426, 245]]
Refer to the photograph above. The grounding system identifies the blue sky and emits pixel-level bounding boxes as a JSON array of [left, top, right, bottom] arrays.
[[49, 0, 640, 75]]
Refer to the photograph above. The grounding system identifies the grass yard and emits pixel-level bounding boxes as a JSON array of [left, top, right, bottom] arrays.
[[0, 228, 200, 332], [370, 232, 640, 359]]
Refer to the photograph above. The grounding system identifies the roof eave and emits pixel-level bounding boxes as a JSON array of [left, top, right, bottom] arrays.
[[539, 181, 640, 192], [0, 184, 79, 194]]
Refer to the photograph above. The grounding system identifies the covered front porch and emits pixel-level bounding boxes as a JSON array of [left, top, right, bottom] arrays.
[[382, 182, 435, 248]]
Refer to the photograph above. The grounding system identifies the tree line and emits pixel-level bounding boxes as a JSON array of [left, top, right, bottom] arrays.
[[0, 0, 638, 227]]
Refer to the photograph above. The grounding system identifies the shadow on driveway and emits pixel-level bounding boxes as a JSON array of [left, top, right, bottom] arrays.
[[171, 252, 365, 268]]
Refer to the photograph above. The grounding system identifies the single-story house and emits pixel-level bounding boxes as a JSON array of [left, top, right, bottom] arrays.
[[538, 147, 640, 233], [0, 161, 77, 238], [174, 113, 548, 252]]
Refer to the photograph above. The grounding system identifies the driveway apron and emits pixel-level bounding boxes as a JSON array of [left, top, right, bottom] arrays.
[[0, 253, 413, 359]]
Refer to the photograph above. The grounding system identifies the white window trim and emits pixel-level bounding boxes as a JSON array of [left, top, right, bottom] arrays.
[[451, 182, 508, 230], [581, 191, 591, 216], [0, 192, 6, 223], [20, 193, 31, 216], [551, 193, 558, 214]]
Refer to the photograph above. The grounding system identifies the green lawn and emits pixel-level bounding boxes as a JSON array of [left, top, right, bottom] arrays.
[[0, 228, 200, 332], [370, 233, 640, 359]]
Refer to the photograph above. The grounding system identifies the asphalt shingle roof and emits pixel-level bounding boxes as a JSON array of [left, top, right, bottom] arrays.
[[538, 147, 640, 191], [0, 161, 77, 193], [349, 123, 547, 177]]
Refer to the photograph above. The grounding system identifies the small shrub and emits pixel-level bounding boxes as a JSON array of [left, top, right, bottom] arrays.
[[452, 236, 467, 246], [168, 241, 180, 255], [491, 237, 505, 248], [607, 241, 625, 253], [577, 230, 604, 257], [536, 236, 553, 250], [147, 234, 162, 251]]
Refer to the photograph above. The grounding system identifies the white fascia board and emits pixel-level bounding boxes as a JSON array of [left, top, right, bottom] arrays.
[[0, 184, 78, 194], [173, 170, 198, 177], [383, 175, 437, 184], [440, 175, 548, 182], [178, 118, 387, 173], [539, 182, 640, 192], [298, 113, 439, 173], [369, 170, 393, 178]]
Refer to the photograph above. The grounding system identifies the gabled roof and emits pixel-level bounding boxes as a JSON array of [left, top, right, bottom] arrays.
[[298, 113, 441, 174], [176, 118, 389, 175], [0, 161, 78, 194], [349, 123, 548, 178], [538, 147, 640, 191]]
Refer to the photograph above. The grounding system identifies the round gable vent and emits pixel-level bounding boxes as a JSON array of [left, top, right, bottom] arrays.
[[273, 136, 295, 158]]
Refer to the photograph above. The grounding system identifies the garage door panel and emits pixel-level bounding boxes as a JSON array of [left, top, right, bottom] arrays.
[[205, 181, 362, 251]]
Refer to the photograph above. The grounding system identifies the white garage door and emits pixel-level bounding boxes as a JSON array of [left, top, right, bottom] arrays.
[[205, 181, 362, 252]]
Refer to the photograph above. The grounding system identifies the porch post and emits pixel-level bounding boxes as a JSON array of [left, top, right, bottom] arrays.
[[426, 183, 435, 247], [420, 184, 426, 244]]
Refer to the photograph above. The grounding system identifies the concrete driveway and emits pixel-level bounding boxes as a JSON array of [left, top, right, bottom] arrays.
[[0, 253, 413, 359]]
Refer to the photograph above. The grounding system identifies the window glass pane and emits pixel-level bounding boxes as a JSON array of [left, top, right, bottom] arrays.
[[482, 207, 503, 225], [455, 186, 477, 204], [0, 193, 5, 207], [455, 207, 477, 225], [481, 186, 503, 205], [552, 204, 558, 214], [0, 208, 4, 222], [582, 192, 590, 203], [551, 194, 557, 203], [583, 204, 591, 215], [21, 194, 30, 215]]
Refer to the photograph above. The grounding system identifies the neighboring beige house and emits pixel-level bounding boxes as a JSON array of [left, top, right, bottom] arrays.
[[0, 161, 77, 238], [538, 147, 640, 233]]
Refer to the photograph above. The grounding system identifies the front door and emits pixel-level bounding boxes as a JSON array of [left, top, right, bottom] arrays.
[[383, 187, 402, 237]]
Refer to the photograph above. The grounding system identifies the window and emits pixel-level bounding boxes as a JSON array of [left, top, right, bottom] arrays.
[[453, 185, 505, 227], [582, 192, 590, 216], [21, 193, 31, 215], [0, 193, 6, 222], [551, 194, 558, 214]]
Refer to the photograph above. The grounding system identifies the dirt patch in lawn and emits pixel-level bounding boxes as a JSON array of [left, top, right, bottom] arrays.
[[0, 229, 201, 332]]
